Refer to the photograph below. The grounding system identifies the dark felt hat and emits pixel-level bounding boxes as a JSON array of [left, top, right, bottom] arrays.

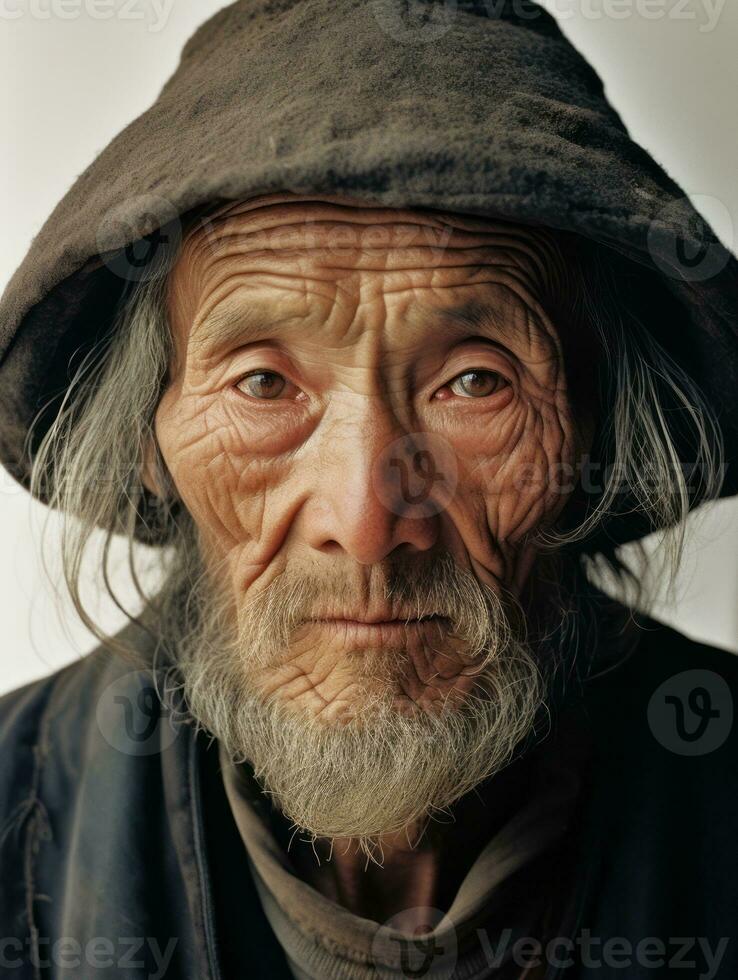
[[1, 0, 736, 551]]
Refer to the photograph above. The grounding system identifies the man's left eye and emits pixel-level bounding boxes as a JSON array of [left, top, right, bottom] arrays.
[[235, 370, 289, 400], [447, 369, 509, 398]]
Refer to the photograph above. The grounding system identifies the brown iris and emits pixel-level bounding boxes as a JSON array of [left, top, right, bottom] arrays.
[[237, 371, 286, 399], [449, 370, 507, 398]]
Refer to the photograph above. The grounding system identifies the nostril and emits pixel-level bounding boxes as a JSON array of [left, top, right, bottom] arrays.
[[320, 540, 343, 555]]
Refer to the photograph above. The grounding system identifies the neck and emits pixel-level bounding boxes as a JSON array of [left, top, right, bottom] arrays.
[[267, 748, 536, 922]]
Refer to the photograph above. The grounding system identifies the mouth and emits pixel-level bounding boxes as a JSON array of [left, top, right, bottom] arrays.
[[307, 614, 450, 643]]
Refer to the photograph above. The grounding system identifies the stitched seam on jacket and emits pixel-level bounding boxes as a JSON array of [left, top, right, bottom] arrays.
[[19, 680, 57, 980], [188, 729, 222, 980]]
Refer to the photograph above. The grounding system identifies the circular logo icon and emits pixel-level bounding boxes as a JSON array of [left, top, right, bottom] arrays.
[[647, 195, 733, 283], [372, 906, 457, 979], [96, 193, 182, 284], [647, 669, 733, 756], [372, 432, 458, 518], [97, 670, 180, 756], [370, 0, 458, 45]]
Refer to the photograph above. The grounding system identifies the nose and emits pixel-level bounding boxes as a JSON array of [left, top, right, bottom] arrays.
[[303, 405, 454, 565]]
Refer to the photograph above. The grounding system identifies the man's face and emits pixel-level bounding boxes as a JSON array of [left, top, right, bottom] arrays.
[[151, 192, 595, 842]]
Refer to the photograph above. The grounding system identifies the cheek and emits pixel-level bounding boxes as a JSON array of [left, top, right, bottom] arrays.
[[455, 384, 578, 546], [155, 393, 291, 562]]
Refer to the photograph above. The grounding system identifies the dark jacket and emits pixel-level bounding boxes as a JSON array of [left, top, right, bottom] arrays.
[[1, 605, 736, 979]]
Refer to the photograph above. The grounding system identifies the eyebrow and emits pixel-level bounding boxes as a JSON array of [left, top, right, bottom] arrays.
[[192, 296, 552, 357], [408, 299, 554, 356], [191, 302, 289, 354]]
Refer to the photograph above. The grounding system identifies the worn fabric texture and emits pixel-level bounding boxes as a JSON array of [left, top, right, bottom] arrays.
[[218, 737, 582, 978], [0, 0, 736, 552], [1, 601, 737, 978]]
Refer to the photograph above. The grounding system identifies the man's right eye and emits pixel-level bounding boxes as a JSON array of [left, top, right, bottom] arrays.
[[234, 370, 289, 400]]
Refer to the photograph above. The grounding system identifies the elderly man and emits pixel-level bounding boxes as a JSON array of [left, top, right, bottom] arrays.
[[1, 2, 737, 979]]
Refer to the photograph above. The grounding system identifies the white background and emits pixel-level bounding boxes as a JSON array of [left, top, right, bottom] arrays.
[[1, 0, 736, 696]]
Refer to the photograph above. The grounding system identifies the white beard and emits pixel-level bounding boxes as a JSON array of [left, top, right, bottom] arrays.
[[170, 549, 545, 857]]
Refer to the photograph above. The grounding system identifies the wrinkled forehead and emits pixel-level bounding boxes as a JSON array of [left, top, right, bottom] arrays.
[[165, 192, 599, 402], [170, 190, 576, 311]]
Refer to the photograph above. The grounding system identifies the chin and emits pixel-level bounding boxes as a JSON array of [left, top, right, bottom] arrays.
[[251, 643, 481, 727]]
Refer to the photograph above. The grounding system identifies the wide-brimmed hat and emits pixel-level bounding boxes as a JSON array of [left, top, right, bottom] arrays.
[[1, 0, 736, 553]]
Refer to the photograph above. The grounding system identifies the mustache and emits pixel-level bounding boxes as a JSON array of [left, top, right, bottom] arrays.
[[210, 550, 528, 673]]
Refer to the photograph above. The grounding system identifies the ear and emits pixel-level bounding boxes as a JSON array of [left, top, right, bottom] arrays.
[[141, 432, 168, 500]]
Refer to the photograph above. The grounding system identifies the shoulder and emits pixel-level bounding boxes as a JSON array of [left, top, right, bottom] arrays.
[[579, 608, 738, 818], [585, 610, 738, 723], [570, 611, 738, 951], [0, 616, 161, 820], [634, 612, 738, 678]]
